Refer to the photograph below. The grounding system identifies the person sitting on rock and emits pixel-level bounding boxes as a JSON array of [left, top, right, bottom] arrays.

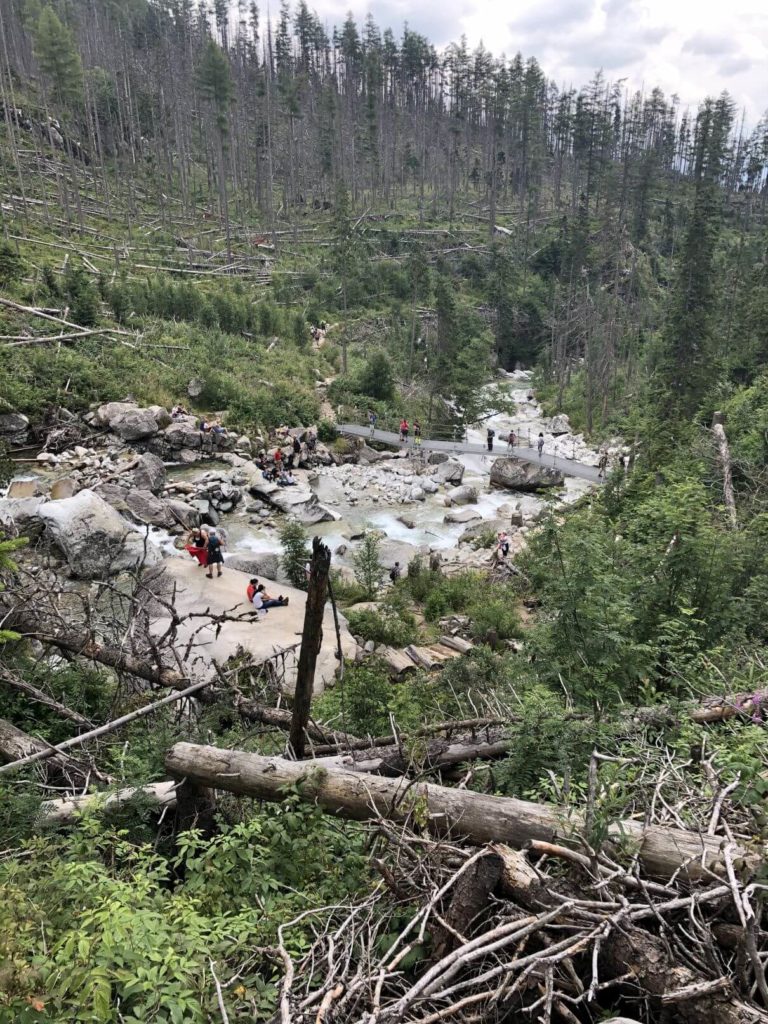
[[246, 578, 260, 606], [184, 527, 209, 567], [282, 471, 297, 486], [171, 403, 188, 419], [254, 584, 289, 609]]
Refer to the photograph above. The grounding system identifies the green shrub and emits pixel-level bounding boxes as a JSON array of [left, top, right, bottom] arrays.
[[346, 608, 417, 647], [280, 521, 310, 590], [0, 242, 24, 286], [353, 533, 385, 599], [317, 419, 338, 443], [467, 596, 520, 641]]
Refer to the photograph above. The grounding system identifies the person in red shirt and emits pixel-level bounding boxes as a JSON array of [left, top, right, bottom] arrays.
[[399, 419, 409, 444], [246, 578, 259, 605]]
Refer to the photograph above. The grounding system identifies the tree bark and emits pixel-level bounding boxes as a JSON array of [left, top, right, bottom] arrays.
[[0, 717, 91, 788], [39, 781, 177, 825], [289, 538, 332, 758], [712, 411, 738, 529], [164, 744, 739, 881]]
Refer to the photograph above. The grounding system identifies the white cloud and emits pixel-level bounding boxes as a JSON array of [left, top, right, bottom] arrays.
[[303, 0, 768, 124]]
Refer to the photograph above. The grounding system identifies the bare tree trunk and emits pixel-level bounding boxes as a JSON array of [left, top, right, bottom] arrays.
[[712, 411, 737, 529], [289, 537, 332, 758], [164, 744, 740, 881]]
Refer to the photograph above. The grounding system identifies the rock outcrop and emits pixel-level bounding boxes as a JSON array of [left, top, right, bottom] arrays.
[[445, 484, 478, 506], [433, 460, 465, 485], [130, 452, 167, 495], [490, 457, 564, 491], [0, 412, 30, 446], [38, 489, 161, 577]]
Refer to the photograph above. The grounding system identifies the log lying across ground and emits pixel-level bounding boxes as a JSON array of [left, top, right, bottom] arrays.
[[39, 781, 178, 825], [165, 743, 746, 881]]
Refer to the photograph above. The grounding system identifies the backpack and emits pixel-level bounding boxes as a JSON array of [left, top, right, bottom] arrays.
[[389, 567, 400, 582], [208, 534, 221, 552]]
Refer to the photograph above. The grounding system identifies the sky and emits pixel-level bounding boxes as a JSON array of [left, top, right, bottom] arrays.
[[308, 0, 768, 127]]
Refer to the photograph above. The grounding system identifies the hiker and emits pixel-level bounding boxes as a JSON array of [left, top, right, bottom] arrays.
[[246, 578, 260, 605], [171, 403, 188, 419], [205, 527, 224, 579], [184, 527, 208, 567], [368, 409, 377, 438], [306, 431, 317, 453], [292, 435, 302, 463], [274, 447, 283, 470], [507, 430, 516, 451], [414, 420, 422, 447], [389, 561, 401, 583], [255, 584, 289, 609], [618, 454, 626, 471], [487, 427, 495, 452], [399, 418, 409, 444], [537, 432, 545, 458], [597, 450, 609, 479], [498, 531, 510, 559]]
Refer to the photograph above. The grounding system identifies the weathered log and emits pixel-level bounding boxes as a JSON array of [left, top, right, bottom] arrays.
[[164, 744, 743, 881], [0, 717, 92, 788], [322, 733, 511, 775], [404, 645, 447, 670], [602, 925, 768, 1024], [438, 635, 474, 655], [290, 538, 331, 758], [378, 645, 418, 677], [712, 411, 737, 530], [39, 781, 177, 825], [690, 691, 768, 724]]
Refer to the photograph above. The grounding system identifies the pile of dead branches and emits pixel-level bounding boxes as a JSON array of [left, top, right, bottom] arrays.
[[270, 818, 768, 1024]]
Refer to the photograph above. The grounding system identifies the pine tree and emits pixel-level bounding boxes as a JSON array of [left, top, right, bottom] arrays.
[[197, 38, 234, 257], [33, 6, 83, 106]]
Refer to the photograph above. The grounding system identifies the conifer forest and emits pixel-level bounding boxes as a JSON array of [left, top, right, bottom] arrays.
[[0, 0, 767, 1021]]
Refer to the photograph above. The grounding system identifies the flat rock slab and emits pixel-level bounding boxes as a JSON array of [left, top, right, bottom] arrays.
[[155, 557, 357, 694]]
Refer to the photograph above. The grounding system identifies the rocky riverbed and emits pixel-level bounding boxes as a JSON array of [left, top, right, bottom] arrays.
[[0, 375, 610, 683]]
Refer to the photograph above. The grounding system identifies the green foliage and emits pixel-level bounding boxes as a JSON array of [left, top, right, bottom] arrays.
[[356, 352, 394, 401], [280, 521, 310, 590], [353, 532, 385, 599], [62, 264, 99, 327], [408, 567, 520, 642], [0, 807, 368, 1021], [346, 607, 417, 647], [196, 39, 233, 134], [0, 243, 24, 287], [317, 419, 338, 443], [34, 5, 83, 105]]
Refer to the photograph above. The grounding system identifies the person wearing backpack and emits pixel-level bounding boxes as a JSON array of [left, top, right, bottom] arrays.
[[368, 409, 377, 438], [413, 420, 422, 447], [486, 427, 495, 452], [389, 561, 401, 583], [205, 527, 224, 579], [399, 418, 409, 444]]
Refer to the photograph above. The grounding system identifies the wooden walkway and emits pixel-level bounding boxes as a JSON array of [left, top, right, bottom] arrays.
[[338, 424, 602, 483]]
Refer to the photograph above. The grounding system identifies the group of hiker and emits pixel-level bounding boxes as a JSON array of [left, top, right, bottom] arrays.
[[486, 427, 545, 457], [184, 526, 226, 579], [184, 528, 289, 613]]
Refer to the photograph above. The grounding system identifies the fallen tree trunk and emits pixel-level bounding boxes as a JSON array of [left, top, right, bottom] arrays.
[[39, 781, 177, 825], [0, 717, 92, 788], [321, 732, 510, 775], [164, 743, 743, 881]]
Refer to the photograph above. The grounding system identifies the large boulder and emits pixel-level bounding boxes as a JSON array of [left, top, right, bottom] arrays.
[[0, 496, 46, 537], [226, 552, 282, 580], [110, 408, 160, 441], [0, 412, 30, 446], [490, 457, 564, 491], [547, 414, 571, 436], [428, 451, 449, 465], [445, 484, 478, 506], [94, 401, 137, 427], [166, 499, 200, 529], [38, 489, 161, 577], [94, 483, 176, 529], [130, 452, 167, 494], [148, 422, 236, 460], [147, 405, 173, 430], [444, 507, 482, 524], [434, 460, 465, 486]]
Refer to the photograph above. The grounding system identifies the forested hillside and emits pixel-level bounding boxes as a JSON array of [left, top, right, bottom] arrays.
[[1, 1, 768, 1022]]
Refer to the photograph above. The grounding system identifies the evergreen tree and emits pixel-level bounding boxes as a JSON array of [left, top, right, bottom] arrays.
[[280, 521, 310, 590], [33, 6, 83, 106], [353, 533, 385, 599]]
